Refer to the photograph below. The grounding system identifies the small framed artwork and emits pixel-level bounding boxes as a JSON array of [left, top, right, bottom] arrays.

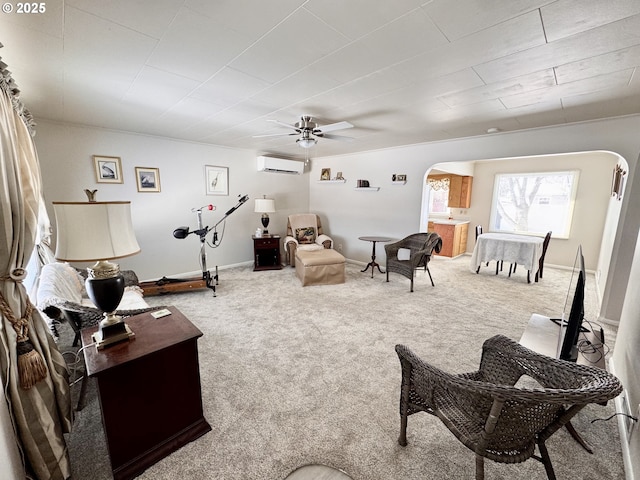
[[135, 167, 161, 192], [321, 168, 331, 180], [93, 155, 123, 184], [205, 165, 229, 196], [397, 174, 407, 182]]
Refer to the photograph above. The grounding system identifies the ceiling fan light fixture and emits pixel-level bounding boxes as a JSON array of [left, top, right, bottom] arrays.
[[297, 137, 317, 149]]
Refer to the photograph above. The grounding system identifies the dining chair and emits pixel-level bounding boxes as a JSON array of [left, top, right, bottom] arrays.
[[474, 225, 503, 274], [508, 231, 552, 283], [536, 231, 552, 281]]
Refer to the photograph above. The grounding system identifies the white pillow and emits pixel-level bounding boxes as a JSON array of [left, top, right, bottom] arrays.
[[397, 248, 411, 261]]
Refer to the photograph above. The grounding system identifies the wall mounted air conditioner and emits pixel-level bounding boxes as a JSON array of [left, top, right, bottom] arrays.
[[257, 156, 304, 175]]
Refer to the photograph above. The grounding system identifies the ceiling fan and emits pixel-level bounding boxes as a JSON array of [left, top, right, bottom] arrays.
[[254, 115, 354, 148]]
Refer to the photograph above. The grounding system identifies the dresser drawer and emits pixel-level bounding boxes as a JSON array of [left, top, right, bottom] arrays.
[[252, 235, 282, 271], [254, 237, 279, 248]]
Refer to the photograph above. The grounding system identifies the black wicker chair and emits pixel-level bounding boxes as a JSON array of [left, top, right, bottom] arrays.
[[38, 266, 166, 410], [41, 268, 163, 346], [395, 335, 622, 480], [43, 301, 163, 347], [385, 233, 442, 292]]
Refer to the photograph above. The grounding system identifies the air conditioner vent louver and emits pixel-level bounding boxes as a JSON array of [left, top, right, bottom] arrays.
[[257, 156, 304, 175]]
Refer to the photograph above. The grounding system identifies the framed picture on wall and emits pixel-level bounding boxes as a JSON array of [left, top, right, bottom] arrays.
[[135, 167, 161, 192], [93, 155, 123, 183], [205, 165, 229, 196]]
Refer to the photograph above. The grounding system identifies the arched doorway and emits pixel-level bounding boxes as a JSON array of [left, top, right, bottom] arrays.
[[420, 151, 627, 304]]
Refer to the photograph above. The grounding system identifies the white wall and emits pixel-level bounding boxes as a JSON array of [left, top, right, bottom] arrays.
[[29, 114, 640, 478], [308, 115, 640, 477], [34, 121, 311, 281], [597, 180, 626, 309], [429, 161, 475, 176], [611, 229, 640, 479], [464, 151, 619, 271], [309, 115, 640, 324]]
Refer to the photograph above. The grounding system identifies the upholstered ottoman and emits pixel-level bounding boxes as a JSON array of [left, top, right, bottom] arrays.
[[295, 249, 345, 286]]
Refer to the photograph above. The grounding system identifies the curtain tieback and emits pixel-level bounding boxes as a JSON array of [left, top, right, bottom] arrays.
[[0, 283, 48, 389], [0, 267, 27, 282]]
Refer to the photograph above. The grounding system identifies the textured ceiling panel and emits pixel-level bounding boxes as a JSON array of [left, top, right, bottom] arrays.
[[1, 0, 639, 160]]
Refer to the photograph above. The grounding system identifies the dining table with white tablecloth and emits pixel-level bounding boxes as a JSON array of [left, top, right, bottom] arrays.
[[470, 232, 544, 281]]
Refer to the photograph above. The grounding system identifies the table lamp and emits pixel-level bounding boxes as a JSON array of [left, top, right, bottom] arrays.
[[53, 201, 141, 349], [254, 196, 275, 234]]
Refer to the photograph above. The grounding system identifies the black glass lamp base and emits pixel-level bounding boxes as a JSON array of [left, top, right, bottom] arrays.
[[92, 321, 135, 350]]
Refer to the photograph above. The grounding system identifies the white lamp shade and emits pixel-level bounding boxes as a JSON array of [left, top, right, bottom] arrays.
[[254, 198, 276, 213], [53, 201, 141, 262]]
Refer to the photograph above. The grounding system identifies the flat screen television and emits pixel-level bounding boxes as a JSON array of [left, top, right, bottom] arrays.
[[555, 245, 587, 362]]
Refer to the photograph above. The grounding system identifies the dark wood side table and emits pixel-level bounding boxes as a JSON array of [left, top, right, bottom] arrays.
[[81, 306, 211, 480], [253, 235, 283, 271], [358, 236, 394, 278]]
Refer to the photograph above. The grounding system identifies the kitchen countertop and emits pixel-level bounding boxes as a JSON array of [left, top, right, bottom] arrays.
[[429, 219, 470, 225]]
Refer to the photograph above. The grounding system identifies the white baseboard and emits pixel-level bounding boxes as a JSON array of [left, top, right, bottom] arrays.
[[345, 258, 366, 267], [599, 316, 621, 326], [609, 359, 636, 480]]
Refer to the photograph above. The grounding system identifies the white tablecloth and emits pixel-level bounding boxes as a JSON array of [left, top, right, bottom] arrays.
[[470, 232, 544, 274]]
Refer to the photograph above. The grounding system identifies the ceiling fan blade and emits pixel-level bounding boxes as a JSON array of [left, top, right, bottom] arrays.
[[315, 121, 353, 134], [267, 119, 299, 130], [252, 132, 298, 138], [321, 133, 354, 142]]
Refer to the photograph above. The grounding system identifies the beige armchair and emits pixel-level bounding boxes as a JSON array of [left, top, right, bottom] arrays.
[[284, 214, 333, 266]]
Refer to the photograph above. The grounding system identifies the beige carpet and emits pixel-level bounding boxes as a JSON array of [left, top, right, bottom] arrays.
[[63, 255, 623, 479]]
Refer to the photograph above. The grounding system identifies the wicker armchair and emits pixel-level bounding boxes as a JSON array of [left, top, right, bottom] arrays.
[[385, 232, 442, 291], [395, 335, 622, 480]]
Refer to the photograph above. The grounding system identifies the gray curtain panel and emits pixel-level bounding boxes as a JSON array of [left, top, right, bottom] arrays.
[[0, 63, 73, 479]]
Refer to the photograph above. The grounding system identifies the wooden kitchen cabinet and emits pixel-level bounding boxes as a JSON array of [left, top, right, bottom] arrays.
[[432, 222, 469, 258], [448, 175, 473, 208]]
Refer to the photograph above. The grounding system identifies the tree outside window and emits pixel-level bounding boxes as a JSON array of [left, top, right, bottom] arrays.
[[490, 171, 579, 238]]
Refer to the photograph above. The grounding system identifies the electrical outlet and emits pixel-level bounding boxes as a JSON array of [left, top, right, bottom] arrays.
[[337, 243, 343, 252]]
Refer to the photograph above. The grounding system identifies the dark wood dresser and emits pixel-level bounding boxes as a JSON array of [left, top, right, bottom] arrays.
[[81, 306, 211, 480], [252, 234, 283, 270]]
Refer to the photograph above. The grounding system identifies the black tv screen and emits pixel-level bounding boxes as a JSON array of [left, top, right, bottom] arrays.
[[558, 246, 586, 362]]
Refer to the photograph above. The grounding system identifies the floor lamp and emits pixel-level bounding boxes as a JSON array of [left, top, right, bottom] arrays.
[[53, 201, 141, 349]]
